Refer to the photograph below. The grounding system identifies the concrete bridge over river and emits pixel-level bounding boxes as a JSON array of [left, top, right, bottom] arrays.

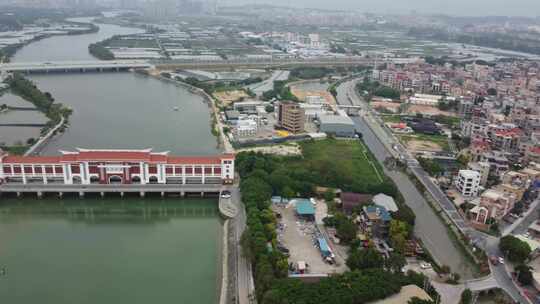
[[0, 60, 152, 73], [0, 57, 378, 74]]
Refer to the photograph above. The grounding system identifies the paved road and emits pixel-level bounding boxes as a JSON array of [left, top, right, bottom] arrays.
[[246, 70, 290, 96], [502, 199, 540, 236], [336, 79, 530, 303], [229, 185, 255, 304]]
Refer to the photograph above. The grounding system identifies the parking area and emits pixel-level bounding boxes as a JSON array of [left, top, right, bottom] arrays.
[[273, 200, 347, 275]]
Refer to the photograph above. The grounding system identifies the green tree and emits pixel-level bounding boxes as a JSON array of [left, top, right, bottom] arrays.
[[389, 220, 409, 253], [385, 252, 406, 273], [409, 297, 436, 304], [516, 264, 533, 285], [460, 288, 472, 304], [499, 235, 531, 264], [323, 189, 335, 202], [347, 247, 384, 270], [335, 213, 358, 244]]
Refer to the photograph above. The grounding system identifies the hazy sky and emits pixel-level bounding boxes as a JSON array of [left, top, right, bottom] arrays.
[[221, 0, 539, 17]]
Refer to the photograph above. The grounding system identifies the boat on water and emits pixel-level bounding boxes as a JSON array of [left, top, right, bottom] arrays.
[[173, 106, 179, 111]]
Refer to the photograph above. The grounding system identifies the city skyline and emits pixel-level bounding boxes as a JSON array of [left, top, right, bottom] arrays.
[[220, 0, 540, 17]]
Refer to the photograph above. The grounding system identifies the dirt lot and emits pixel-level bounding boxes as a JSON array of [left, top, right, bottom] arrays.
[[237, 143, 302, 156], [406, 105, 457, 117], [213, 90, 249, 107], [273, 201, 347, 275], [290, 86, 336, 106], [371, 101, 401, 113], [406, 139, 443, 152]]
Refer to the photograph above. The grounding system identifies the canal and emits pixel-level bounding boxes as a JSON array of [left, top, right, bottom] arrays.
[[1, 17, 223, 304], [336, 81, 474, 278]]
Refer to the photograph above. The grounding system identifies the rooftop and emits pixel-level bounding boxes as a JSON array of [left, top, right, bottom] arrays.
[[319, 114, 355, 126], [295, 199, 315, 215]]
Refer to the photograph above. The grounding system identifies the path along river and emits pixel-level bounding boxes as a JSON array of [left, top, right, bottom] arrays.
[[0, 17, 222, 304]]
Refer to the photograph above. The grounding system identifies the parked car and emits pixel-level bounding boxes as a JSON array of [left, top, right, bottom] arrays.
[[220, 190, 231, 199], [498, 257, 505, 265], [420, 262, 432, 269], [489, 256, 499, 265]]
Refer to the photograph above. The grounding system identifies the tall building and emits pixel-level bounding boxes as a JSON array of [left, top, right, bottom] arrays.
[[277, 101, 305, 134], [455, 169, 481, 197]]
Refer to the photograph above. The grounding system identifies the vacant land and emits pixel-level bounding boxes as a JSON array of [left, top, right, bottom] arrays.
[[294, 139, 388, 192], [399, 134, 450, 152], [213, 89, 249, 106], [406, 105, 456, 117], [290, 85, 336, 105]]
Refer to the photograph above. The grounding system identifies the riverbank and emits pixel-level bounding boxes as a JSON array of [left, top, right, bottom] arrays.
[[149, 71, 235, 153], [1, 74, 71, 154], [0, 23, 99, 62]]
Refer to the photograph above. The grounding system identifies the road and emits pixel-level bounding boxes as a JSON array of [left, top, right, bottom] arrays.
[[229, 185, 255, 304], [336, 79, 530, 303], [246, 70, 290, 96]]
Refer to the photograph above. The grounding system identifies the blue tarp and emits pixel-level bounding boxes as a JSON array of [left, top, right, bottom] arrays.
[[318, 238, 331, 257], [295, 200, 315, 215]]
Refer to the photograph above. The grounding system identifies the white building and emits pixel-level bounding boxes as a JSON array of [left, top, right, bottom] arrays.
[[455, 170, 482, 197], [408, 93, 442, 106], [235, 119, 258, 137]]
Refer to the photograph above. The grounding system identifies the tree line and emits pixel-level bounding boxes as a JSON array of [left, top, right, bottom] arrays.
[[6, 74, 72, 134]]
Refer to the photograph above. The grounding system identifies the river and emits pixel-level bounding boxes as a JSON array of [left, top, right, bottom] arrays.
[[1, 17, 222, 304], [336, 81, 473, 278]]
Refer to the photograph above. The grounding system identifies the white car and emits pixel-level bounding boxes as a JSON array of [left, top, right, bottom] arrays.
[[420, 262, 432, 269], [498, 257, 505, 265], [220, 191, 231, 199]]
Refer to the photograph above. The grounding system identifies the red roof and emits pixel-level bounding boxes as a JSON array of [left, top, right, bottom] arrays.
[[2, 156, 62, 164], [494, 128, 522, 138], [472, 139, 490, 148], [1, 149, 234, 165], [530, 146, 540, 155]]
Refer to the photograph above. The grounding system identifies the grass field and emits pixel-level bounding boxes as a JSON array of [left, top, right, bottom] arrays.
[[380, 115, 403, 124], [296, 139, 387, 191]]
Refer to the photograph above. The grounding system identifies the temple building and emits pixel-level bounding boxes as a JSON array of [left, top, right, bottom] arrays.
[[0, 148, 235, 185]]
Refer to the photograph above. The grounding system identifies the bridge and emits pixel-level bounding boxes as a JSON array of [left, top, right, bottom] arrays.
[[0, 123, 46, 127], [155, 57, 376, 70], [0, 60, 153, 73]]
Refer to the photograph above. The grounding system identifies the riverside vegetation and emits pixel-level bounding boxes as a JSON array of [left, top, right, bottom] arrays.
[[237, 139, 438, 304]]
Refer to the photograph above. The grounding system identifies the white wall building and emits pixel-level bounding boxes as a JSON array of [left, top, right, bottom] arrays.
[[455, 169, 482, 197]]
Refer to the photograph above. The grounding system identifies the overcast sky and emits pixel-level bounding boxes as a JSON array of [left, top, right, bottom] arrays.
[[221, 0, 539, 17]]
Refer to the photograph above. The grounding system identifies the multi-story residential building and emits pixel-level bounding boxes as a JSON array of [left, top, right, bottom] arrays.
[[277, 101, 305, 134], [468, 162, 491, 187], [470, 139, 491, 162], [470, 189, 517, 223], [525, 146, 540, 164], [455, 170, 482, 197], [489, 127, 522, 153], [480, 151, 510, 176]]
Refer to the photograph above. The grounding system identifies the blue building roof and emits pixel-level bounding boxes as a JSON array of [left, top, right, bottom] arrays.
[[364, 205, 392, 222], [295, 200, 315, 215], [318, 238, 331, 256]]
